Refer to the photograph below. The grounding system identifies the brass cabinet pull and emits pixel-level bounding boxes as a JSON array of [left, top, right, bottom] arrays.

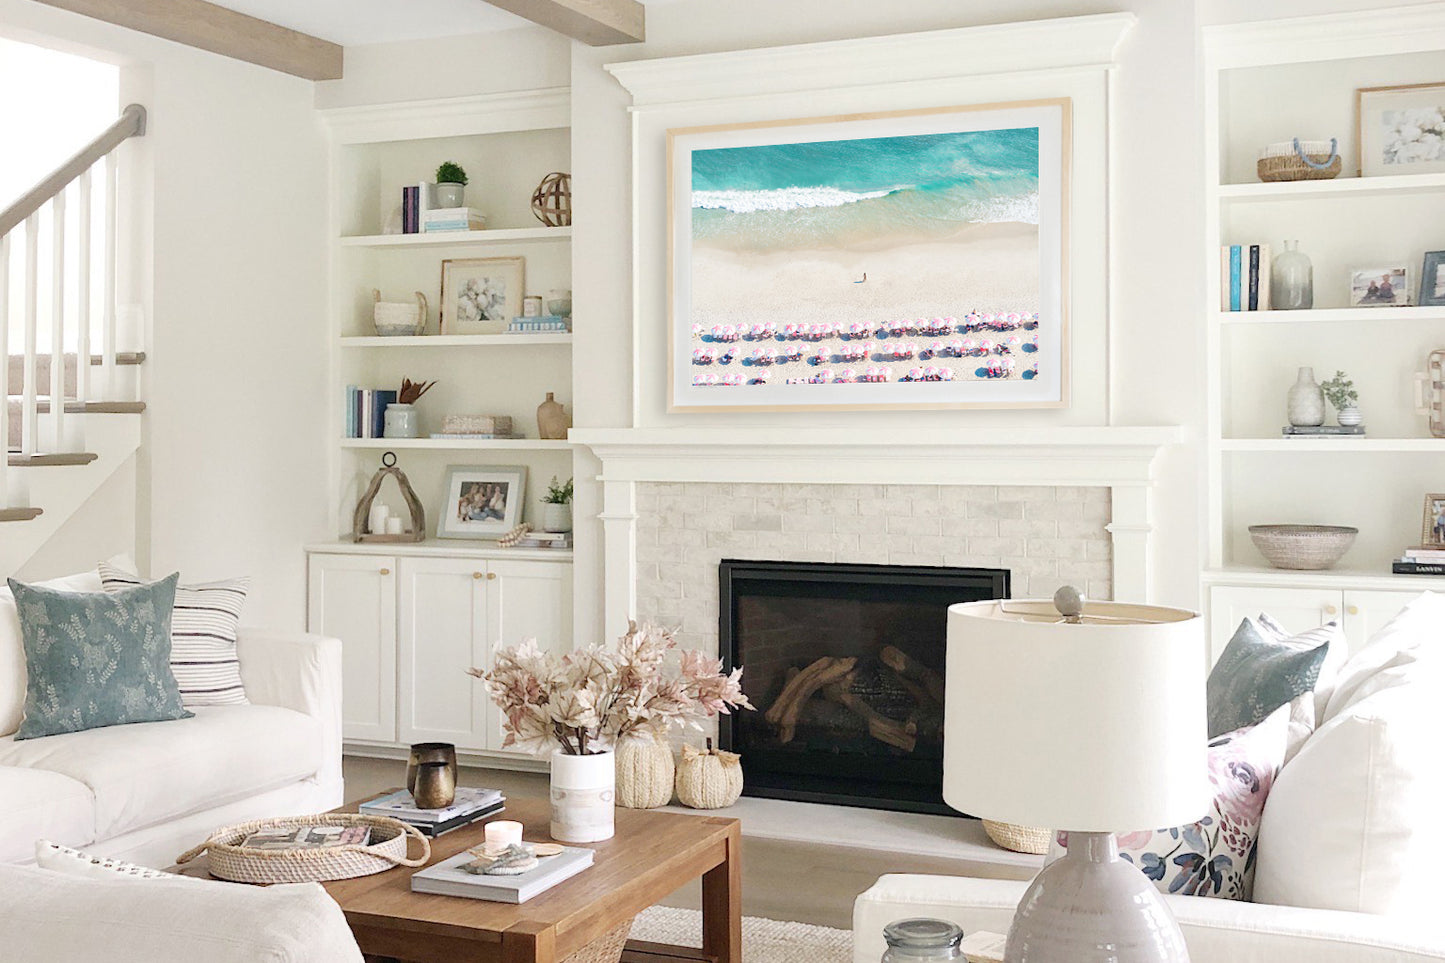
[[1347, 605, 1359, 615], [1323, 604, 1338, 616], [473, 572, 484, 580], [487, 572, 497, 580], [379, 568, 391, 576]]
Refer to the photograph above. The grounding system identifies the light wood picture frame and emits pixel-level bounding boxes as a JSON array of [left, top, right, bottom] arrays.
[[440, 256, 525, 335], [1423, 493, 1445, 548], [666, 98, 1071, 412], [1356, 82, 1445, 177], [438, 464, 528, 539]]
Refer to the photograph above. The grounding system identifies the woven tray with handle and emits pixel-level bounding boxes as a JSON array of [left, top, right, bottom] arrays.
[[176, 812, 430, 884]]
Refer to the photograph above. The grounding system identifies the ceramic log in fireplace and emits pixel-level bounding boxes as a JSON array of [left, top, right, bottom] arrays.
[[718, 559, 1008, 815]]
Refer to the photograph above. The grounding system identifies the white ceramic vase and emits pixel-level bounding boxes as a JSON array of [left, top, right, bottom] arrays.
[[382, 403, 419, 439], [1337, 405, 1363, 427], [1286, 366, 1325, 427], [550, 749, 615, 842], [436, 183, 465, 208]]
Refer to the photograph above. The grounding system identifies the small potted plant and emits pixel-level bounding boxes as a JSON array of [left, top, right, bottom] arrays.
[[434, 161, 468, 208], [541, 476, 573, 533], [1321, 370, 1362, 427]]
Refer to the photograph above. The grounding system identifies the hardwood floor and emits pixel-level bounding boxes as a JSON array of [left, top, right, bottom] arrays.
[[343, 756, 1010, 931]]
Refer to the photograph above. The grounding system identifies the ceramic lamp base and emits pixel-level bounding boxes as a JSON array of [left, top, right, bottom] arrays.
[[1006, 832, 1188, 963]]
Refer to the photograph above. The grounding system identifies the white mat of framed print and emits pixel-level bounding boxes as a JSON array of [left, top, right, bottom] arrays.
[[667, 99, 1070, 412], [437, 464, 528, 539]]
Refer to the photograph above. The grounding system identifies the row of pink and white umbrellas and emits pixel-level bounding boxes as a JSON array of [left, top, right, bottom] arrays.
[[695, 312, 1039, 343], [691, 357, 1036, 386], [692, 334, 1036, 366]]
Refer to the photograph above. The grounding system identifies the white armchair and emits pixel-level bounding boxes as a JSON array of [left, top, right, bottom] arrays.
[[854, 874, 1445, 963]]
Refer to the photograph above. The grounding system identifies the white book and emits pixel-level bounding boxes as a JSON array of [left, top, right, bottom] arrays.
[[417, 181, 438, 218], [359, 787, 503, 824], [410, 846, 594, 903], [422, 207, 485, 222]]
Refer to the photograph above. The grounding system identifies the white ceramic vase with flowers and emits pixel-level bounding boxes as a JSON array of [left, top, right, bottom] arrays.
[[471, 621, 752, 842]]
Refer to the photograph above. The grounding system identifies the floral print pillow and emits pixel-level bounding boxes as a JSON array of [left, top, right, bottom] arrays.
[[1116, 702, 1291, 900]]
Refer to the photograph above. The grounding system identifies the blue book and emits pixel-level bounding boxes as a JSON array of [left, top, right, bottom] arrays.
[[345, 385, 358, 438], [372, 390, 396, 439], [1229, 246, 1242, 312]]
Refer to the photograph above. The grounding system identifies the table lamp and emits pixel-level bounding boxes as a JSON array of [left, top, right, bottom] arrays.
[[943, 589, 1208, 963]]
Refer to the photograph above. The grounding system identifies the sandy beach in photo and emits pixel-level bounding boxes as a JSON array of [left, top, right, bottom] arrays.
[[689, 222, 1040, 386]]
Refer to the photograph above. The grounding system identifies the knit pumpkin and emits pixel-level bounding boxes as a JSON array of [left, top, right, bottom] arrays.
[[615, 735, 675, 809], [675, 739, 743, 809]]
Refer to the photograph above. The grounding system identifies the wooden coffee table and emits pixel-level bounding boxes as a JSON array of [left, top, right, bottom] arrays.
[[173, 793, 741, 963]]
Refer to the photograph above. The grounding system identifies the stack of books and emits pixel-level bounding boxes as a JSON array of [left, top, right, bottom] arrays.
[[513, 530, 572, 550], [508, 316, 570, 334], [1392, 546, 1445, 576], [1281, 425, 1366, 437], [1219, 243, 1272, 312], [411, 845, 594, 903], [345, 386, 396, 439], [359, 787, 505, 837], [423, 207, 487, 233]]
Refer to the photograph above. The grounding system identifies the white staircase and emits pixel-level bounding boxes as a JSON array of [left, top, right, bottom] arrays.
[[2, 105, 147, 573]]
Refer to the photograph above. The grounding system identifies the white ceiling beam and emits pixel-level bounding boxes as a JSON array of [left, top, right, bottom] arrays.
[[30, 0, 344, 81], [482, 0, 644, 46]]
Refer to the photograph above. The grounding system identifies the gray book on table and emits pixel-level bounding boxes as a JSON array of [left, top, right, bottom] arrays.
[[410, 846, 594, 903]]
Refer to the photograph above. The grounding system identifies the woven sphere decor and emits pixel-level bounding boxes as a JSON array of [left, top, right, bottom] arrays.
[[616, 736, 675, 809], [531, 171, 572, 227], [675, 739, 743, 810], [174, 813, 429, 884]]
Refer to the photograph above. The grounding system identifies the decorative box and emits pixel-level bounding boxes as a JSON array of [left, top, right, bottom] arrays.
[[441, 414, 513, 436]]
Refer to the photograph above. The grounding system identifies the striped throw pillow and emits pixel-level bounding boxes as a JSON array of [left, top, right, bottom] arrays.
[[98, 562, 250, 706]]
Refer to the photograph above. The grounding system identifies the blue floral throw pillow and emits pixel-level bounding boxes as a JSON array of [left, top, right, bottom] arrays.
[[1206, 617, 1336, 739], [1114, 702, 1291, 900], [9, 575, 192, 740]]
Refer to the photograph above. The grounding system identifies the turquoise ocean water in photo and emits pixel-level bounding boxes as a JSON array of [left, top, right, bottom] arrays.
[[690, 127, 1039, 252]]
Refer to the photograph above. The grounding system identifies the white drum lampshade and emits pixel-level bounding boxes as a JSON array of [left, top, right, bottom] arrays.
[[943, 596, 1210, 963]]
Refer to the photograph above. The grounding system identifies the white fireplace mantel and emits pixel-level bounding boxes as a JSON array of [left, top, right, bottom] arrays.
[[572, 426, 1184, 630]]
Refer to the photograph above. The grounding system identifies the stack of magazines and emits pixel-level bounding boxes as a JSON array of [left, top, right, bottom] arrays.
[[359, 787, 505, 837]]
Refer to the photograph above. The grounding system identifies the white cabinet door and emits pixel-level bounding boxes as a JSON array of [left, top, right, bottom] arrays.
[[1342, 590, 1422, 654], [1208, 585, 1341, 665], [308, 553, 396, 743], [396, 557, 493, 752], [485, 559, 573, 752]]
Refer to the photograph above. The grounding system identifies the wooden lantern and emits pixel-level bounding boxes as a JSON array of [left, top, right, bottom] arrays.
[[531, 172, 572, 227], [351, 452, 426, 543]]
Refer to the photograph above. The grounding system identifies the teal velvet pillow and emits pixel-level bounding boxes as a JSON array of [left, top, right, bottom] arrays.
[[1206, 617, 1334, 739], [9, 574, 192, 740]]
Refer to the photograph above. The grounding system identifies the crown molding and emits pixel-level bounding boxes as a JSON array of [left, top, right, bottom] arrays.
[[319, 88, 570, 144], [1204, 3, 1445, 69]]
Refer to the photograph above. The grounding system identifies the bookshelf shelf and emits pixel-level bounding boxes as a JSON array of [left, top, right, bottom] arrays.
[[1216, 171, 1445, 202], [339, 227, 572, 248], [1219, 437, 1445, 453], [340, 334, 572, 347], [340, 438, 573, 451], [1215, 306, 1445, 325]]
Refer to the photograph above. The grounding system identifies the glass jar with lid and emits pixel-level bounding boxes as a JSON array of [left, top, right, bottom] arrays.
[[882, 918, 964, 962]]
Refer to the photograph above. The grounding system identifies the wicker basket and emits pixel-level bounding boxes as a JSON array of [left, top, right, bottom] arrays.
[[981, 819, 1052, 856], [175, 813, 430, 884], [1248, 524, 1358, 570], [563, 919, 633, 963], [1257, 138, 1342, 182]]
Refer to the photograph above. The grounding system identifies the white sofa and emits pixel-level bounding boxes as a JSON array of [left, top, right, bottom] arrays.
[[1, 570, 344, 868], [855, 592, 1445, 962]]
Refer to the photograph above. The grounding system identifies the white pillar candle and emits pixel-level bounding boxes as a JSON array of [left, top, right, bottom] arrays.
[[484, 820, 524, 852], [385, 516, 404, 535], [368, 503, 390, 534]]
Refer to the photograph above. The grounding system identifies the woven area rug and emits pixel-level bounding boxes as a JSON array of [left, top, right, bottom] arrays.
[[629, 905, 852, 963]]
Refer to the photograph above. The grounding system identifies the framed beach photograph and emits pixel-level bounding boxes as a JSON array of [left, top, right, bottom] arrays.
[[667, 99, 1070, 411], [1357, 83, 1445, 177], [1421, 251, 1445, 307], [1423, 493, 1445, 548], [437, 465, 528, 539], [440, 256, 525, 335], [1349, 266, 1410, 307]]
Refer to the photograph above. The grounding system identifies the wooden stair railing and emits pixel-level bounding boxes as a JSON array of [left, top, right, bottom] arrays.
[[1, 105, 146, 521]]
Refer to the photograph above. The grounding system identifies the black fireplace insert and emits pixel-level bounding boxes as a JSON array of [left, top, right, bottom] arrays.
[[717, 559, 1008, 815]]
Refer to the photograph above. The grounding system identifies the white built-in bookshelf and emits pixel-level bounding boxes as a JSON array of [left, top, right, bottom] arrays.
[[1201, 8, 1445, 652]]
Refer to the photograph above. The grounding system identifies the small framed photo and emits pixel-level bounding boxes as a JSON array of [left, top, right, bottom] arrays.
[[440, 256, 525, 335], [438, 464, 528, 539], [1349, 266, 1410, 307], [1357, 83, 1445, 177], [1423, 493, 1445, 548], [1421, 251, 1445, 307], [522, 295, 544, 318]]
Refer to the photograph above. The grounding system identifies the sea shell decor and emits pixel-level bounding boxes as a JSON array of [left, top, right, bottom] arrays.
[[616, 736, 675, 809], [675, 739, 743, 810]]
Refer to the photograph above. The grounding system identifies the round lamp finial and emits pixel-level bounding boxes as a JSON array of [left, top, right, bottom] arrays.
[[1053, 585, 1084, 623]]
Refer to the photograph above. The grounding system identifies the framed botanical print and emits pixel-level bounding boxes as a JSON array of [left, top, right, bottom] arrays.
[[440, 256, 525, 335], [1357, 83, 1445, 177], [666, 98, 1070, 412]]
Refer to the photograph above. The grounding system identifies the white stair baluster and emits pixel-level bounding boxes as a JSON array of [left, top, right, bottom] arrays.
[[0, 232, 9, 507], [77, 168, 91, 405], [102, 151, 117, 402], [22, 213, 38, 455], [49, 191, 66, 452]]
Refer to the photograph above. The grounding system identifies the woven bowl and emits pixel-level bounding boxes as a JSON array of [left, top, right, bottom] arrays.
[[1248, 524, 1357, 570], [175, 813, 429, 884], [981, 819, 1052, 855]]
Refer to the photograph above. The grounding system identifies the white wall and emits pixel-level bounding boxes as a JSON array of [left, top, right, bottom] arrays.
[[0, 2, 330, 629]]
